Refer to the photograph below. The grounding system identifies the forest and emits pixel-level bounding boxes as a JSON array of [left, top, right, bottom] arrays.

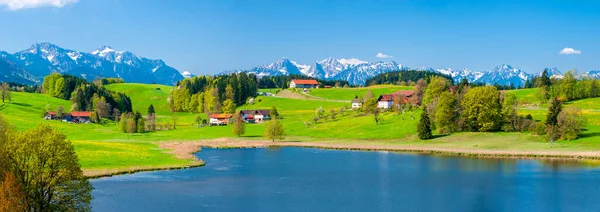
[[169, 72, 259, 113], [364, 70, 453, 86], [41, 73, 133, 120]]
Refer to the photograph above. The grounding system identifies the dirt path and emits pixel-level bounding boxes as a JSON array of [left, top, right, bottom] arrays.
[[275, 90, 350, 102]]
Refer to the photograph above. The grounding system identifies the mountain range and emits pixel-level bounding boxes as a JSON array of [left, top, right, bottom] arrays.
[[223, 57, 582, 86], [0, 42, 597, 87], [0, 42, 183, 85]]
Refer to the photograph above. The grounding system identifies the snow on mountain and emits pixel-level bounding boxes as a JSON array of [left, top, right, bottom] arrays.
[[1, 42, 183, 85], [0, 52, 39, 84], [474, 64, 530, 86], [436, 68, 484, 83], [181, 71, 194, 78]]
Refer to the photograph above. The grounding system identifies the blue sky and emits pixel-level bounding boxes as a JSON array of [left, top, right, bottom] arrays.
[[0, 0, 599, 75]]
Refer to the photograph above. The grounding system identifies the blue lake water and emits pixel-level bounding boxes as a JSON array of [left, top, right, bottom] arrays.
[[91, 147, 600, 212]]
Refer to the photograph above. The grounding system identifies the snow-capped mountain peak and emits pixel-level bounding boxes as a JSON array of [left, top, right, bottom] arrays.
[[92, 46, 119, 56], [338, 58, 368, 66]]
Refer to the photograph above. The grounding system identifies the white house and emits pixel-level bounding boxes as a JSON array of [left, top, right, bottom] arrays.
[[290, 79, 319, 88], [351, 98, 363, 109], [209, 114, 233, 126], [377, 94, 394, 109]]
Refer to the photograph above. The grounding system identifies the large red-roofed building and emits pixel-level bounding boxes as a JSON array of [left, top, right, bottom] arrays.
[[290, 79, 319, 88]]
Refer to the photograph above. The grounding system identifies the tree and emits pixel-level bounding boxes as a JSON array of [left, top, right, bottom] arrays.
[[362, 97, 378, 114], [339, 107, 345, 116], [56, 105, 65, 119], [373, 107, 382, 125], [113, 108, 121, 123], [95, 97, 111, 120], [172, 114, 179, 130], [460, 86, 502, 132], [545, 98, 562, 145], [1, 124, 93, 211], [225, 85, 235, 101], [270, 106, 279, 119], [423, 76, 449, 105], [0, 172, 27, 212], [560, 70, 577, 101], [222, 99, 236, 114], [557, 106, 585, 140], [148, 104, 155, 116], [435, 91, 458, 134], [315, 106, 325, 120], [53, 77, 65, 98], [90, 111, 100, 123], [264, 118, 285, 142], [232, 113, 245, 136], [127, 118, 137, 136], [411, 79, 427, 104], [501, 93, 518, 131], [137, 118, 145, 133], [197, 92, 205, 113], [330, 108, 336, 121], [0, 83, 11, 103], [417, 107, 433, 140]]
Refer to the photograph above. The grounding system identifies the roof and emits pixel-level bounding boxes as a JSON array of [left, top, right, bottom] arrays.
[[47, 111, 57, 115], [393, 90, 415, 97], [209, 114, 233, 119], [256, 110, 271, 116], [352, 98, 363, 103], [291, 79, 319, 85], [71, 111, 92, 117], [378, 94, 395, 102], [239, 110, 255, 115]]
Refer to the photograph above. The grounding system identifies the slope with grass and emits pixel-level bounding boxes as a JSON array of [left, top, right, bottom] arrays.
[[307, 85, 413, 100]]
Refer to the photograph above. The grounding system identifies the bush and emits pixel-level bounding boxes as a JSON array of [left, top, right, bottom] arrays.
[[530, 121, 546, 136]]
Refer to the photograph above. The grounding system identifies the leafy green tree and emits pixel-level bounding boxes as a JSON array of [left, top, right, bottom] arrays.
[[232, 113, 245, 136], [362, 97, 378, 114], [373, 107, 382, 125], [423, 76, 449, 105], [222, 99, 236, 114], [417, 107, 433, 140], [1, 124, 93, 211], [557, 106, 585, 140], [188, 94, 199, 113], [137, 118, 145, 133], [460, 86, 502, 132], [53, 77, 65, 98], [56, 105, 65, 119], [270, 106, 279, 118], [435, 91, 458, 134], [0, 83, 11, 103], [545, 98, 562, 145], [225, 85, 235, 101], [560, 70, 577, 101], [127, 118, 137, 136], [339, 107, 345, 116], [330, 108, 337, 121], [197, 92, 205, 113], [501, 93, 518, 131], [315, 106, 325, 120], [264, 118, 285, 142]]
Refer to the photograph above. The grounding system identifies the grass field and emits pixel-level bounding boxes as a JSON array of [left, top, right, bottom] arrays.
[[2, 84, 600, 176], [307, 85, 413, 100]]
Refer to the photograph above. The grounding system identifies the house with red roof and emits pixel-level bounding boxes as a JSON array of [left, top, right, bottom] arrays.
[[69, 111, 92, 123], [290, 79, 319, 88], [44, 111, 58, 120], [209, 114, 233, 126], [377, 90, 417, 109], [239, 110, 271, 123]]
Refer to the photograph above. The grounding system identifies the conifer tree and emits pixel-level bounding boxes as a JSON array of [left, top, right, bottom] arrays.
[[418, 107, 433, 140]]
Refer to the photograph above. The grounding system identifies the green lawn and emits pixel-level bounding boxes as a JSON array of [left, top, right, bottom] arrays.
[[307, 85, 413, 100], [3, 84, 600, 174]]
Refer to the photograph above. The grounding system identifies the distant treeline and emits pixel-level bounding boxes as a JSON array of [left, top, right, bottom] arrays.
[[258, 74, 351, 88], [42, 73, 133, 114], [365, 70, 454, 86], [4, 82, 41, 93], [170, 72, 258, 113]]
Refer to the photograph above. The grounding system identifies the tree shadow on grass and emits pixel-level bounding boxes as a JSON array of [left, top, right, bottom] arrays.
[[578, 131, 600, 139], [431, 134, 450, 139], [10, 102, 32, 107], [240, 135, 261, 138]]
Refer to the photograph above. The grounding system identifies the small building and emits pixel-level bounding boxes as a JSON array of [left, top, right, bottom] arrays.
[[44, 111, 58, 120], [209, 114, 233, 126], [377, 90, 417, 109], [69, 111, 92, 123], [351, 98, 363, 109], [239, 110, 271, 123], [290, 79, 319, 88]]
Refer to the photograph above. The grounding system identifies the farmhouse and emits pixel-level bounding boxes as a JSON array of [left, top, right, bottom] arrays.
[[69, 111, 92, 123], [239, 110, 271, 123], [44, 111, 58, 120], [290, 79, 319, 88], [351, 98, 363, 109], [377, 90, 417, 109], [209, 114, 233, 126]]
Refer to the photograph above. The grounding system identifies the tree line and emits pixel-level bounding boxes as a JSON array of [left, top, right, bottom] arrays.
[[417, 76, 585, 141], [524, 70, 600, 103], [41, 73, 133, 121], [364, 70, 453, 86], [169, 73, 259, 113], [258, 74, 351, 88]]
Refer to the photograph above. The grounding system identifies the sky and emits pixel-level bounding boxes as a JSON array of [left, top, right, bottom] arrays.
[[0, 0, 599, 75]]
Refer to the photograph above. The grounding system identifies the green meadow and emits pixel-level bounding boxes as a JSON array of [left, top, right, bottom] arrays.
[[2, 83, 600, 174]]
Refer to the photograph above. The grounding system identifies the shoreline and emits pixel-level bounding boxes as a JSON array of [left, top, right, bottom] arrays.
[[84, 138, 600, 178]]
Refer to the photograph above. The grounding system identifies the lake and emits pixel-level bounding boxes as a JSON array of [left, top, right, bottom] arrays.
[[91, 147, 600, 211]]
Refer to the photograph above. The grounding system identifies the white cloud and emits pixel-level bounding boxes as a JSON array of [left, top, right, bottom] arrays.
[[0, 0, 78, 11], [376, 52, 393, 59], [559, 47, 581, 55]]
